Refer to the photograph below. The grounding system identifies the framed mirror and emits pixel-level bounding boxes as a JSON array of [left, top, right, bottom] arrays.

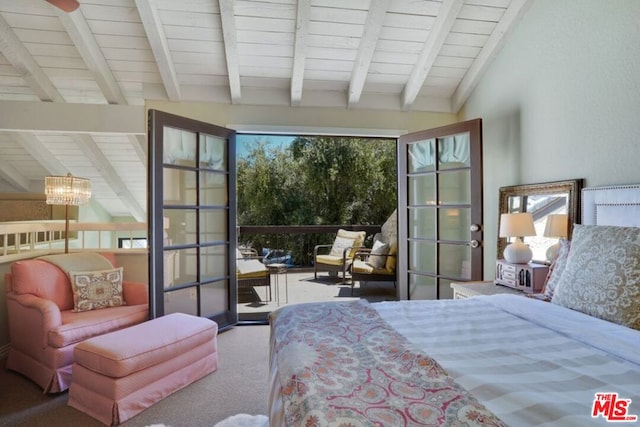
[[498, 179, 584, 264]]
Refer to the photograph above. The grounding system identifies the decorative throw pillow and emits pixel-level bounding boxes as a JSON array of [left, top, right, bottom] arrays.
[[542, 239, 571, 299], [69, 267, 125, 313], [368, 240, 390, 269], [551, 225, 640, 329]]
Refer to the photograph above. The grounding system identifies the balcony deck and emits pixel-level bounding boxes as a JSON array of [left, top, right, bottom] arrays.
[[237, 268, 397, 319]]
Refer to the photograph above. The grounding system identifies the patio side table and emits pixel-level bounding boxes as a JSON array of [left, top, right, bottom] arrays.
[[268, 263, 288, 305]]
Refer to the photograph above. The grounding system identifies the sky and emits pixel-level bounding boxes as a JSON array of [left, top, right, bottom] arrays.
[[236, 134, 296, 159]]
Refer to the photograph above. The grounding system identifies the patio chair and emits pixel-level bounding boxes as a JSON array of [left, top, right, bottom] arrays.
[[236, 248, 271, 302], [313, 229, 366, 282], [350, 210, 398, 295]]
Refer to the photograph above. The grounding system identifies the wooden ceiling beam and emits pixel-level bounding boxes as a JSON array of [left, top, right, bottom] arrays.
[[73, 134, 146, 222], [55, 8, 127, 105], [348, 0, 390, 108], [0, 15, 63, 103], [451, 0, 533, 112], [135, 0, 181, 101], [401, 0, 463, 111], [219, 0, 242, 104], [0, 101, 145, 134], [290, 0, 311, 107]]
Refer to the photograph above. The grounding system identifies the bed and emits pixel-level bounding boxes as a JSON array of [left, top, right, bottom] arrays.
[[268, 184, 640, 426]]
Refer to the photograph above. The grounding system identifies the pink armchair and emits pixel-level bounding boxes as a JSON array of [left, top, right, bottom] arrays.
[[4, 253, 149, 393]]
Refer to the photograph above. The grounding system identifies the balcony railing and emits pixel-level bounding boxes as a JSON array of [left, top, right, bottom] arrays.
[[0, 220, 147, 261], [0, 221, 382, 266]]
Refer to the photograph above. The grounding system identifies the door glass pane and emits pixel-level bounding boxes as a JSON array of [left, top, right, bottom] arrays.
[[438, 278, 455, 300], [164, 287, 198, 316], [200, 281, 228, 318], [408, 175, 436, 206], [163, 127, 196, 167], [409, 240, 435, 272], [200, 244, 227, 282], [439, 208, 470, 241], [200, 134, 226, 171], [438, 243, 471, 279], [163, 249, 179, 289], [438, 170, 470, 204], [438, 133, 470, 169], [163, 168, 197, 205], [200, 172, 228, 205], [172, 247, 197, 286], [163, 209, 197, 246], [200, 209, 227, 244], [409, 274, 436, 300], [408, 139, 435, 173], [409, 207, 435, 239]]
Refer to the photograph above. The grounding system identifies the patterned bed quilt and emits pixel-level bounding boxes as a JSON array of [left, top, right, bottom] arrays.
[[269, 295, 640, 427], [269, 300, 506, 426]]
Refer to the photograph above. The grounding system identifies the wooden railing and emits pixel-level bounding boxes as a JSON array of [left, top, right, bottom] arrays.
[[0, 220, 147, 261]]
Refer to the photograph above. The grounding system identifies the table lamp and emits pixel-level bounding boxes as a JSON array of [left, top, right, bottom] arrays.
[[499, 212, 536, 264], [543, 213, 568, 262], [45, 173, 92, 253]]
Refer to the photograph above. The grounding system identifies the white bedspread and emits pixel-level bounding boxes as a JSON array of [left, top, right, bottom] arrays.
[[374, 294, 640, 426]]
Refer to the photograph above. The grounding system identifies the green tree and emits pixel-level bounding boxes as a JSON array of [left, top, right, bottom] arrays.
[[237, 136, 396, 264]]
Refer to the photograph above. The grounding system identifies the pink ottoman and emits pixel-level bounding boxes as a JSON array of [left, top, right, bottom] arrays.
[[68, 312, 218, 426]]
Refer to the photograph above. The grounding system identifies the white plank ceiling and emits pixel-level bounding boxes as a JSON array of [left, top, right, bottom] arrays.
[[0, 0, 531, 220]]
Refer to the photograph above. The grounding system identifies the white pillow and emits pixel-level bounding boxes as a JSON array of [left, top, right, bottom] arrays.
[[368, 240, 389, 269]]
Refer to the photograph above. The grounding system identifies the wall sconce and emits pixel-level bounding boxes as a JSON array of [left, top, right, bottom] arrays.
[[499, 212, 536, 264], [45, 173, 92, 253], [543, 213, 568, 262]]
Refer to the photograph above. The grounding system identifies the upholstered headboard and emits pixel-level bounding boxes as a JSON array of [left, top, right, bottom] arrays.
[[582, 184, 640, 226]]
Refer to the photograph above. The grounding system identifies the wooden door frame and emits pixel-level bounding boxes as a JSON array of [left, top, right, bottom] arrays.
[[397, 118, 483, 300]]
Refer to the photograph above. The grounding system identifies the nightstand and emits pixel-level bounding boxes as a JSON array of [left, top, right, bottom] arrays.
[[450, 281, 523, 299]]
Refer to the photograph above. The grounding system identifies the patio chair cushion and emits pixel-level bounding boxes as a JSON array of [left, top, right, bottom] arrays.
[[352, 259, 393, 276], [237, 259, 267, 275], [316, 254, 349, 266], [385, 242, 398, 272], [328, 229, 366, 258]]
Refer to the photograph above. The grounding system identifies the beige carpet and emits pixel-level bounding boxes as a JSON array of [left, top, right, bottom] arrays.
[[0, 324, 271, 427]]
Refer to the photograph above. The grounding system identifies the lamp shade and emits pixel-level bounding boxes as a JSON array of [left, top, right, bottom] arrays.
[[45, 174, 92, 206], [499, 213, 536, 238], [543, 214, 568, 238], [500, 213, 536, 264]]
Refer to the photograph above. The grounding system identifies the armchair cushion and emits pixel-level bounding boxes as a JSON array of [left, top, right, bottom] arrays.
[[51, 304, 148, 348], [69, 267, 125, 313]]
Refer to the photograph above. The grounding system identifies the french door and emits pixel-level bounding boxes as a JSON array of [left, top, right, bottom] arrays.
[[398, 119, 483, 300], [148, 110, 237, 329]]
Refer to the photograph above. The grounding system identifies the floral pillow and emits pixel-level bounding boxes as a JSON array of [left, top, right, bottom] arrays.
[[551, 225, 640, 330], [69, 267, 125, 312], [542, 238, 571, 299]]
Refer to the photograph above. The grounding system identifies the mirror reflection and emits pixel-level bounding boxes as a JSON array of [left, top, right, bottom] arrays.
[[498, 179, 583, 264]]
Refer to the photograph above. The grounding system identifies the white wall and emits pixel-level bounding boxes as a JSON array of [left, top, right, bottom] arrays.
[[461, 0, 640, 275]]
